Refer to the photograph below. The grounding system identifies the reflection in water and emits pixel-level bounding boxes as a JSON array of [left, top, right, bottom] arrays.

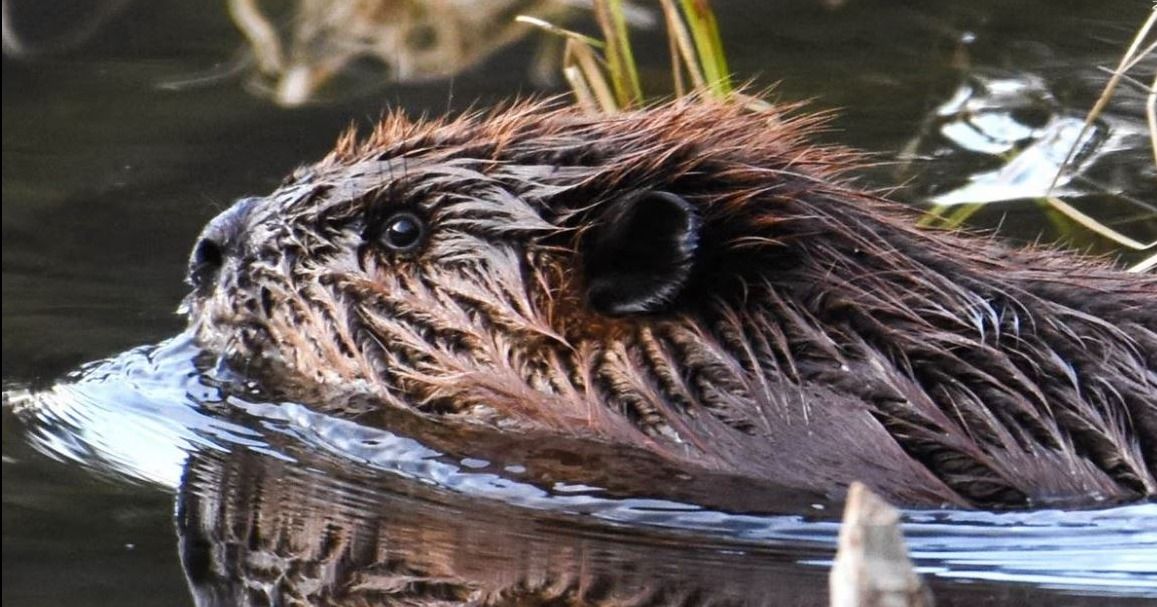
[[177, 443, 817, 605], [898, 68, 1157, 254], [915, 71, 1107, 205], [229, 0, 577, 106], [6, 337, 1157, 605]]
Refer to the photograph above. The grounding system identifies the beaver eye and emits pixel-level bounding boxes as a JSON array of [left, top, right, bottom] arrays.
[[380, 212, 424, 252]]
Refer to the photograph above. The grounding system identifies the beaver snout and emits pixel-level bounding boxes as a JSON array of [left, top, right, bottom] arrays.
[[187, 197, 260, 292]]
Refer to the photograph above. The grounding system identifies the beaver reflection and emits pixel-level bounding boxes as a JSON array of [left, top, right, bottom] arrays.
[[177, 442, 824, 606], [184, 99, 1156, 510]]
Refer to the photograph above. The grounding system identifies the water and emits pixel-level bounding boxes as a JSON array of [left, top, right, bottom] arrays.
[[7, 338, 1157, 604], [4, 1, 1156, 605]]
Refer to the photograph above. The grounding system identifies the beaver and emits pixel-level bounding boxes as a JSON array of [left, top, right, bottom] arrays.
[[183, 98, 1157, 509]]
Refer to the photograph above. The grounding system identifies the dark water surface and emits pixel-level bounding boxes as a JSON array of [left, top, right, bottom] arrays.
[[4, 1, 1156, 605]]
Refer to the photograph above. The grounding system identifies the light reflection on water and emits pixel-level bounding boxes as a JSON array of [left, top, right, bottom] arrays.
[[5, 336, 1155, 603]]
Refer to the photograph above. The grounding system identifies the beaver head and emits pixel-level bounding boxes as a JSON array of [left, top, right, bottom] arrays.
[[184, 99, 1157, 508]]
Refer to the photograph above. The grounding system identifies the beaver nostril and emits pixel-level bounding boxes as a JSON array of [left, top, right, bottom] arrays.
[[187, 197, 260, 291], [259, 287, 274, 318]]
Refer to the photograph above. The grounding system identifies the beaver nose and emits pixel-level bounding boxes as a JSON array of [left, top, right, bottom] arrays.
[[187, 197, 259, 291]]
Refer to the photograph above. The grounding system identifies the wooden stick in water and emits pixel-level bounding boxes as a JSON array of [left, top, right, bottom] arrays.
[[830, 482, 933, 607]]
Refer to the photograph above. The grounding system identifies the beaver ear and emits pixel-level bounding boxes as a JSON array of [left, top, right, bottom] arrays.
[[583, 191, 701, 315]]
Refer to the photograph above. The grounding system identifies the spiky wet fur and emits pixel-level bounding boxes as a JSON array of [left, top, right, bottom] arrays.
[[186, 98, 1157, 508]]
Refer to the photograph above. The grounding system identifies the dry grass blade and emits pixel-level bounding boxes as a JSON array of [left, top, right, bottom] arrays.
[[659, 0, 706, 95], [1148, 64, 1157, 167], [516, 15, 618, 113], [917, 202, 983, 229], [514, 15, 604, 47], [594, 0, 644, 108], [679, 0, 731, 96], [522, 0, 733, 113], [1122, 39, 1157, 72], [564, 38, 620, 114], [1036, 9, 1157, 256], [563, 64, 601, 114], [1047, 8, 1156, 195], [1043, 196, 1156, 251], [1131, 251, 1157, 272]]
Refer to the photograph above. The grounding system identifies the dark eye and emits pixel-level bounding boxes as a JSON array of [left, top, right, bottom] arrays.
[[380, 212, 424, 252]]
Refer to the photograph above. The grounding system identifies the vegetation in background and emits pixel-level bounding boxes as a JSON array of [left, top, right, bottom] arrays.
[[524, 1, 1155, 271], [519, 0, 732, 112], [920, 9, 1156, 272]]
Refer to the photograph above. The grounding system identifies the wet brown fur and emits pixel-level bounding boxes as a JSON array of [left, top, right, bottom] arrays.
[[186, 98, 1157, 509]]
